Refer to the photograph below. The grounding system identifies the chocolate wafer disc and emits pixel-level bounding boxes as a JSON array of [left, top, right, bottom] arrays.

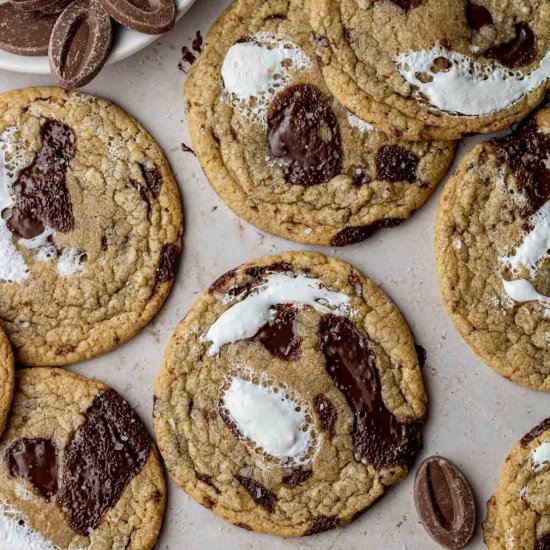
[[9, 0, 61, 13], [40, 0, 74, 14], [0, 4, 57, 56], [99, 0, 175, 35], [49, 0, 112, 88]]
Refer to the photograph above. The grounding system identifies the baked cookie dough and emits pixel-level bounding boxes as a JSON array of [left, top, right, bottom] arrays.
[[435, 108, 549, 391], [311, 0, 549, 140], [154, 251, 427, 536], [0, 367, 166, 549], [184, 0, 456, 246], [0, 87, 183, 367], [484, 417, 550, 549], [0, 326, 14, 437]]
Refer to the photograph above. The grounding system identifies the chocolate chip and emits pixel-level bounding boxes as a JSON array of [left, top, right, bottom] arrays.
[[282, 467, 312, 488], [267, 84, 342, 186], [235, 475, 277, 513], [153, 243, 180, 294], [0, 5, 57, 56], [376, 145, 419, 183], [484, 23, 537, 68], [196, 472, 220, 493], [252, 304, 301, 360], [351, 165, 371, 186], [493, 116, 550, 215], [6, 438, 58, 500], [99, 0, 175, 35], [58, 389, 151, 535], [49, 0, 112, 89], [313, 394, 337, 437], [6, 119, 75, 239], [466, 1, 493, 30], [536, 533, 550, 550], [209, 268, 237, 293], [520, 417, 550, 447], [331, 218, 405, 246], [306, 515, 340, 535], [387, 0, 425, 10], [414, 456, 476, 549], [319, 315, 423, 469]]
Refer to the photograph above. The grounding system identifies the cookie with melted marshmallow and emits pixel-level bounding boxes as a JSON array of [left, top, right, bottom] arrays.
[[184, 0, 456, 246], [311, 0, 549, 140], [0, 87, 183, 366], [154, 251, 427, 536], [435, 108, 549, 390]]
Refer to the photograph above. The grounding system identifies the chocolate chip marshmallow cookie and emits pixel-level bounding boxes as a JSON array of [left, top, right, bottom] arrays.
[[154, 252, 427, 536], [185, 0, 456, 246]]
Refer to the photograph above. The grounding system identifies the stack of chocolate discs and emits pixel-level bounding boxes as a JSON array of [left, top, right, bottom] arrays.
[[0, 0, 176, 87]]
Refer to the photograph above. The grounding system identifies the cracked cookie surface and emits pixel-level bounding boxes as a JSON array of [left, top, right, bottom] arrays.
[[311, 0, 549, 140], [0, 326, 14, 438], [184, 0, 455, 246], [0, 87, 183, 367], [154, 251, 426, 536], [435, 108, 549, 391], [0, 367, 166, 550], [484, 417, 550, 549]]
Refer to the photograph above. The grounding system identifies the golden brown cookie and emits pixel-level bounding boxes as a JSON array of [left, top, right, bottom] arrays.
[[154, 251, 427, 536], [0, 367, 166, 550], [311, 0, 549, 140], [484, 417, 550, 549], [435, 108, 549, 390], [0, 87, 183, 367], [184, 0, 456, 246], [0, 326, 14, 437]]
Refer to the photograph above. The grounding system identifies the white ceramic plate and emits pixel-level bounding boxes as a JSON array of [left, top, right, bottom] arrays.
[[0, 0, 196, 74]]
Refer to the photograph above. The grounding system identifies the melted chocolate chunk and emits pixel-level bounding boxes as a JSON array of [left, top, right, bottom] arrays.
[[493, 117, 550, 215], [252, 304, 300, 359], [313, 394, 337, 436], [191, 30, 202, 52], [415, 344, 427, 369], [388, 0, 425, 10], [520, 417, 550, 447], [351, 165, 371, 186], [282, 468, 313, 488], [6, 438, 58, 500], [319, 315, 422, 468], [235, 475, 277, 513], [58, 389, 151, 535], [6, 119, 75, 239], [536, 533, 550, 550], [306, 515, 340, 535], [196, 472, 220, 493], [466, 1, 493, 30], [153, 243, 180, 294], [209, 268, 237, 293], [140, 162, 162, 198], [484, 23, 537, 68], [267, 84, 342, 186], [245, 262, 293, 280], [376, 145, 418, 183], [332, 218, 404, 246]]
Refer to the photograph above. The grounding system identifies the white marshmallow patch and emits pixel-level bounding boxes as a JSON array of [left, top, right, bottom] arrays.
[[396, 46, 550, 116]]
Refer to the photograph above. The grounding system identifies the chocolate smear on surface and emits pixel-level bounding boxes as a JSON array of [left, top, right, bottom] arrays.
[[493, 116, 550, 215], [58, 389, 151, 535], [282, 468, 312, 488], [0, 5, 57, 56], [466, 1, 493, 30], [414, 456, 476, 549], [376, 145, 418, 183], [306, 515, 340, 535], [267, 84, 342, 186], [332, 218, 404, 246], [484, 23, 537, 68], [536, 533, 550, 550], [153, 243, 180, 294], [252, 304, 300, 359], [319, 315, 422, 468], [6, 438, 58, 500], [235, 475, 277, 513], [6, 119, 75, 240]]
